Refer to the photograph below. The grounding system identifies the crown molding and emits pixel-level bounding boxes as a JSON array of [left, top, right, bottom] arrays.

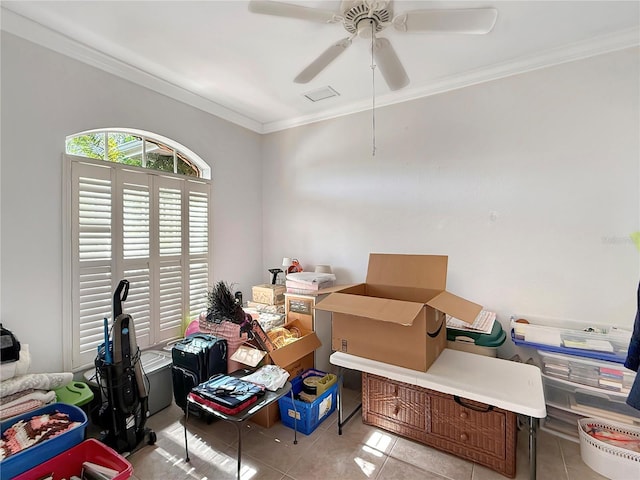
[[262, 26, 640, 133], [3, 7, 638, 135], [0, 7, 264, 134]]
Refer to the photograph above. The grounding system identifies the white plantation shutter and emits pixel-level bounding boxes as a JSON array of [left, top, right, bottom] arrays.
[[68, 156, 211, 371], [188, 185, 210, 322], [156, 177, 184, 341], [119, 171, 152, 349], [72, 162, 114, 367]]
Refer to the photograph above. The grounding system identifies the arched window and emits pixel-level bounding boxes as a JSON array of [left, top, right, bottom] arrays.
[[64, 129, 212, 371], [65, 128, 211, 179]]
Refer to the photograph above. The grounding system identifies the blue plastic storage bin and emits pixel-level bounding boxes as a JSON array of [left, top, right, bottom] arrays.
[[278, 369, 338, 435], [0, 402, 87, 480]]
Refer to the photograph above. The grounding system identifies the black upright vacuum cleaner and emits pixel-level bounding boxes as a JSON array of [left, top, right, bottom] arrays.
[[95, 279, 156, 453]]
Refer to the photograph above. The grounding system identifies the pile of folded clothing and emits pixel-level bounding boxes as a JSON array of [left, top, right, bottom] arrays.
[[0, 344, 73, 421]]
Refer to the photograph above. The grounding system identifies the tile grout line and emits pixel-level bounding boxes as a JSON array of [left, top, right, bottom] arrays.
[[557, 436, 571, 480]]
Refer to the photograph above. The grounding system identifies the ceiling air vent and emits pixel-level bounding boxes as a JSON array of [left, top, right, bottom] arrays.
[[303, 86, 340, 102]]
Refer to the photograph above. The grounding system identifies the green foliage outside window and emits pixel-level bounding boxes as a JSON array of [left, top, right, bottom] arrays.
[[66, 131, 199, 177]]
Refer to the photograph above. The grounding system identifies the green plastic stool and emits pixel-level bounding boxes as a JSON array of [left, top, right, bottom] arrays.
[[54, 381, 94, 407]]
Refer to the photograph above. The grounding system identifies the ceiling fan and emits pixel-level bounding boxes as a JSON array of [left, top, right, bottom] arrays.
[[248, 0, 498, 91]]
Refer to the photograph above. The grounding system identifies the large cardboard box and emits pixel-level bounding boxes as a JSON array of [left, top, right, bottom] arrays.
[[247, 320, 321, 428], [314, 254, 482, 372]]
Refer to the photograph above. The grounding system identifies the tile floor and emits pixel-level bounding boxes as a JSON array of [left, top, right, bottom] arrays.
[[123, 389, 608, 480]]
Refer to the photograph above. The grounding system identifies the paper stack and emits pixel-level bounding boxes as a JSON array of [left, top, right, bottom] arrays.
[[446, 310, 496, 335]]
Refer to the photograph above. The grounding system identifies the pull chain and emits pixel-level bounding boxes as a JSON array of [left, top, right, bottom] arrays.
[[370, 22, 376, 157]]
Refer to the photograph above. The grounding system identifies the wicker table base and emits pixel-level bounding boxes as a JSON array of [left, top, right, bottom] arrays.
[[362, 372, 517, 477], [331, 350, 546, 480]]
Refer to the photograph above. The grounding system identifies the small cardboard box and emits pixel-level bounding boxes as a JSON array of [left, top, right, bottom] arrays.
[[247, 319, 321, 428], [314, 254, 482, 372], [250, 352, 315, 428], [252, 284, 286, 305]]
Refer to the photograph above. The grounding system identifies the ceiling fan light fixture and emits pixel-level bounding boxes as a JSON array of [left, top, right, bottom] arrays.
[[250, 1, 499, 91]]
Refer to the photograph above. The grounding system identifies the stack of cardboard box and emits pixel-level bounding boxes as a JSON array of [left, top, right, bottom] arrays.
[[240, 284, 322, 428], [244, 284, 287, 334]]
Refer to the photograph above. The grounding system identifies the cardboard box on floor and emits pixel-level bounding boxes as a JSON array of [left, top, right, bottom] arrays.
[[314, 254, 482, 372], [246, 319, 321, 428]]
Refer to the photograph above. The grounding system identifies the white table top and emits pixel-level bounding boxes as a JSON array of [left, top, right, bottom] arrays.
[[330, 349, 547, 418]]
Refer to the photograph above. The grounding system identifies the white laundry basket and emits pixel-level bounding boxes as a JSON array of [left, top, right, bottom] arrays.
[[578, 418, 640, 480]]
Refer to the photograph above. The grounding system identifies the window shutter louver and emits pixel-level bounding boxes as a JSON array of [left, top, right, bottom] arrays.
[[159, 263, 184, 336], [189, 261, 209, 321], [78, 267, 113, 356], [189, 191, 208, 255], [122, 185, 150, 259], [121, 268, 151, 348], [159, 187, 182, 257], [78, 177, 112, 261]]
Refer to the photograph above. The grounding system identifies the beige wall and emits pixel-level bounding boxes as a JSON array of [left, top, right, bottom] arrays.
[[261, 47, 640, 347], [0, 32, 264, 373]]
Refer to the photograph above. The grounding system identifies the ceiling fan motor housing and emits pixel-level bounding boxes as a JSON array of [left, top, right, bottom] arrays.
[[342, 0, 392, 35]]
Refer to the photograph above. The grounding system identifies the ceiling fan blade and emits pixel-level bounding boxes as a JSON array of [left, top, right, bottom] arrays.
[[294, 38, 352, 84], [248, 0, 340, 23], [373, 37, 409, 91], [393, 8, 498, 34]]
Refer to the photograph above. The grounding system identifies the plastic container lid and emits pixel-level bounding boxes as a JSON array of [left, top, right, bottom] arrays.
[[139, 350, 172, 372], [83, 349, 171, 387], [446, 320, 506, 347], [54, 381, 95, 407]]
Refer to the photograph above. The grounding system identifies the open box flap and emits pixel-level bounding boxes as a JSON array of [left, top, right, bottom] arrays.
[[366, 253, 448, 290], [314, 292, 424, 326], [427, 291, 482, 324], [316, 283, 360, 295], [268, 330, 321, 367]]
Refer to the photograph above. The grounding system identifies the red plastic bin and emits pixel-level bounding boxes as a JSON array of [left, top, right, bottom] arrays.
[[13, 438, 132, 480]]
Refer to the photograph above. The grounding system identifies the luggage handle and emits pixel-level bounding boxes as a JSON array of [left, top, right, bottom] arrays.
[[454, 395, 494, 412]]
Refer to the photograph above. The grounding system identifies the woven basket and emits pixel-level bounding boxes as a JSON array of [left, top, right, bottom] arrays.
[[199, 318, 249, 373], [578, 418, 640, 480]]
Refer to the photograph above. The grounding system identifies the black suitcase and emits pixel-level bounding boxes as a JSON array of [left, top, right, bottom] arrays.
[[171, 365, 199, 411], [171, 333, 227, 411]]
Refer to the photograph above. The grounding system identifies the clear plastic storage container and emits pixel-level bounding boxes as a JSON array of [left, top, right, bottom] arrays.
[[511, 317, 632, 363], [542, 374, 640, 426], [539, 350, 636, 393]]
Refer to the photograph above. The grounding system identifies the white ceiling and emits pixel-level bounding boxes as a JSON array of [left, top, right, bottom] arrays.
[[2, 1, 639, 133]]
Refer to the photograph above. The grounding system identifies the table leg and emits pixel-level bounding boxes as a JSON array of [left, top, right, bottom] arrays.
[[338, 366, 343, 435], [235, 422, 242, 480], [337, 365, 361, 435], [529, 416, 538, 480], [184, 405, 190, 463]]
